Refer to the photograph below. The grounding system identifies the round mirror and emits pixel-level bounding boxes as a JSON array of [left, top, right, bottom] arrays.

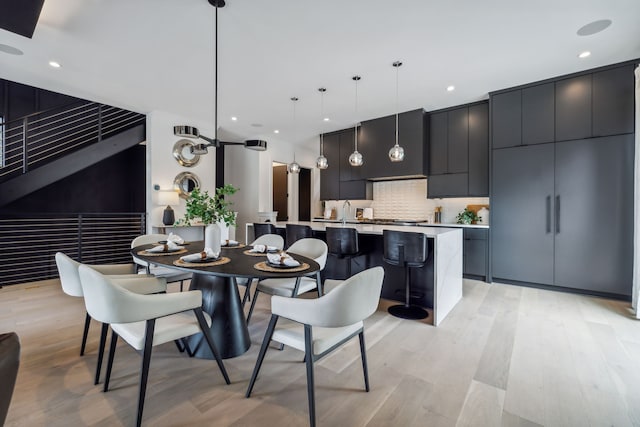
[[173, 139, 201, 167], [173, 171, 201, 199]]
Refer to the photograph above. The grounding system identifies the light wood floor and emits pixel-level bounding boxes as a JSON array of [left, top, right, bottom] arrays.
[[1, 278, 640, 427]]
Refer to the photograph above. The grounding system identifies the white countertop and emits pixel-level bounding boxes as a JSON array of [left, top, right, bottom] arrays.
[[311, 218, 489, 229], [268, 221, 461, 238]]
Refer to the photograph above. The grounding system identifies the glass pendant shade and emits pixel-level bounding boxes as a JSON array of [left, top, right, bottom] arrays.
[[289, 160, 300, 173], [316, 154, 328, 169], [349, 150, 363, 167]]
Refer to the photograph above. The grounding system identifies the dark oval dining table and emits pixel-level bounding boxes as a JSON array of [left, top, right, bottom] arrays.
[[132, 241, 320, 359]]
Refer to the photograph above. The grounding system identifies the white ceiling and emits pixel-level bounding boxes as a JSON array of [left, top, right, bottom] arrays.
[[1, 0, 639, 147]]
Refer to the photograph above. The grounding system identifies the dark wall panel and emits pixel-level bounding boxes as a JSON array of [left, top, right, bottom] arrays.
[[3, 145, 146, 213]]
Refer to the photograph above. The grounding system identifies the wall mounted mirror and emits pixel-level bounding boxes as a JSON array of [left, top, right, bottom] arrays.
[[173, 171, 201, 199], [173, 139, 201, 167]]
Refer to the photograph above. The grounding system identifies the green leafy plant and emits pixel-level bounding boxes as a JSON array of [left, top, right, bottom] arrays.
[[176, 184, 238, 226], [456, 207, 480, 225]]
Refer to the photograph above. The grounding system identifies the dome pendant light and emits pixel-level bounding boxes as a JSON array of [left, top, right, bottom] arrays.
[[388, 61, 405, 162], [349, 76, 363, 167], [288, 97, 301, 174], [316, 88, 329, 169]]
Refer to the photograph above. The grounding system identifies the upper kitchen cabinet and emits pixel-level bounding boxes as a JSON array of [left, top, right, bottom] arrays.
[[339, 127, 363, 181], [427, 101, 488, 198], [592, 65, 635, 137], [319, 131, 341, 200], [555, 74, 591, 141], [359, 109, 427, 180], [491, 90, 521, 149]]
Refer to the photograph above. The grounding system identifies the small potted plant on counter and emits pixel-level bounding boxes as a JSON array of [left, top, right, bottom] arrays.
[[177, 184, 238, 251], [456, 207, 480, 225]]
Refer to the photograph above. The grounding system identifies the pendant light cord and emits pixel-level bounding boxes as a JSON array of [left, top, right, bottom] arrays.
[[320, 90, 325, 155], [395, 63, 399, 146], [354, 77, 359, 151], [214, 5, 218, 142]]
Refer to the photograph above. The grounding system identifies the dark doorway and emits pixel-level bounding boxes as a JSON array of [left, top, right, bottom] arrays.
[[273, 163, 288, 221], [298, 167, 311, 221]]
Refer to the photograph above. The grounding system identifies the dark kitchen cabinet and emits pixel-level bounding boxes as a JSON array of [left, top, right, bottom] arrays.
[[554, 135, 633, 295], [319, 132, 340, 200], [339, 128, 362, 181], [428, 101, 488, 198], [359, 109, 427, 179], [492, 144, 555, 285], [592, 65, 635, 137], [463, 228, 488, 278], [468, 103, 489, 196], [491, 90, 521, 149], [522, 83, 555, 145], [340, 179, 372, 200], [492, 135, 633, 297], [555, 74, 592, 141]]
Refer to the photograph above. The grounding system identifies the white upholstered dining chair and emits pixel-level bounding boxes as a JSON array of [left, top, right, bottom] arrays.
[[78, 265, 230, 427], [131, 234, 193, 291], [245, 266, 384, 427], [236, 233, 285, 306], [55, 252, 166, 385], [245, 238, 328, 324]]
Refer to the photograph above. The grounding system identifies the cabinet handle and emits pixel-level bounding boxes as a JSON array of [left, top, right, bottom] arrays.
[[555, 195, 560, 234], [546, 196, 551, 233]]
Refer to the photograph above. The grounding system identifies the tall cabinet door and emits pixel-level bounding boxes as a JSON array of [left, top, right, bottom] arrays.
[[492, 144, 555, 285], [554, 135, 633, 296]]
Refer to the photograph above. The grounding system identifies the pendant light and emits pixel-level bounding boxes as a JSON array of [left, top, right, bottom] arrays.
[[316, 87, 329, 169], [349, 76, 363, 167], [388, 61, 405, 162], [288, 97, 301, 173]]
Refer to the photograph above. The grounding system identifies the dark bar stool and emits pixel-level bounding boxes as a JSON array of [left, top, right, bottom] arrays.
[[285, 224, 313, 249], [383, 230, 429, 320], [0, 332, 20, 426], [326, 227, 359, 279], [253, 223, 276, 240]]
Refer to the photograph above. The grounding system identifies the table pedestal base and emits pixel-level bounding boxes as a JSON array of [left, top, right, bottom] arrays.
[[187, 274, 251, 359]]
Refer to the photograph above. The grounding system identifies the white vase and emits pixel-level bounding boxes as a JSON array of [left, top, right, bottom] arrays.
[[204, 223, 221, 254]]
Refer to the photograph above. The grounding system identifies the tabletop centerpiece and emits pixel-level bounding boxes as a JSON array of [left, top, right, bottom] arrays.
[[176, 184, 238, 253]]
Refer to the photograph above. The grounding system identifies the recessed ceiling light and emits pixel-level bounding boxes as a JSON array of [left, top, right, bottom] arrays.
[[577, 19, 612, 36], [231, 116, 237, 121], [0, 44, 23, 55], [578, 51, 591, 59], [274, 130, 279, 134], [49, 61, 61, 68], [446, 85, 455, 92], [323, 117, 330, 122]]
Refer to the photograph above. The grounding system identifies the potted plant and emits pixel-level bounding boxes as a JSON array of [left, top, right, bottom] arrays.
[[177, 184, 238, 251], [456, 207, 480, 225]]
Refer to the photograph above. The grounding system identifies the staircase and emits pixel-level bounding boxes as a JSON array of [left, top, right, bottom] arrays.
[[0, 101, 146, 206]]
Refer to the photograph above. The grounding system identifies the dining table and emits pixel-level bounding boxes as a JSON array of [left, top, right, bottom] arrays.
[[132, 240, 321, 359]]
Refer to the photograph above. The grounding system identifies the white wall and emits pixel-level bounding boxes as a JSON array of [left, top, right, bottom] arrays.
[[146, 111, 217, 230]]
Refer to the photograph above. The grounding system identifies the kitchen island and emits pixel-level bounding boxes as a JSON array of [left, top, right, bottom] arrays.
[[246, 221, 462, 326]]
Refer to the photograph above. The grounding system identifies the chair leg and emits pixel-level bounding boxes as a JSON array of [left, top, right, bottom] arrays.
[[174, 340, 185, 353], [358, 331, 370, 392], [241, 278, 254, 307], [246, 289, 260, 324], [246, 314, 279, 398], [81, 312, 91, 356], [304, 324, 316, 427], [193, 308, 230, 384], [94, 322, 109, 385], [316, 272, 323, 297], [179, 280, 184, 292], [136, 319, 156, 427], [291, 277, 302, 297], [346, 257, 352, 279], [182, 338, 195, 357], [104, 330, 118, 392]]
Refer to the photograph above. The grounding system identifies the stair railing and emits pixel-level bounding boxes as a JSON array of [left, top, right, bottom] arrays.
[[0, 101, 145, 181]]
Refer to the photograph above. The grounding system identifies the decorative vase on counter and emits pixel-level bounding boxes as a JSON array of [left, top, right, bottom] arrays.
[[477, 207, 489, 225], [204, 223, 221, 254]]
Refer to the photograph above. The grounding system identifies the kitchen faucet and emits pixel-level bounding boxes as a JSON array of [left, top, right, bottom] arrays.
[[342, 200, 351, 225]]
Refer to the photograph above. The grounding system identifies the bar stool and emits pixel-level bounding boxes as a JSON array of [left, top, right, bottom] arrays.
[[326, 226, 359, 279], [253, 223, 276, 240], [285, 224, 313, 249], [383, 229, 429, 320]]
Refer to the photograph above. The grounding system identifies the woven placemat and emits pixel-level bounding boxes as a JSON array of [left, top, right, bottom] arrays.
[[138, 248, 188, 257], [173, 257, 231, 267], [222, 243, 246, 249], [253, 261, 310, 273], [243, 249, 277, 257]]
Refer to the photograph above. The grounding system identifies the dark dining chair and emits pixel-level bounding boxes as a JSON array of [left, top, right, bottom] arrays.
[[285, 224, 313, 249], [253, 223, 277, 240]]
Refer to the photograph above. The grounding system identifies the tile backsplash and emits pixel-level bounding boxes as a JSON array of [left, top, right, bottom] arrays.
[[323, 178, 490, 223]]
